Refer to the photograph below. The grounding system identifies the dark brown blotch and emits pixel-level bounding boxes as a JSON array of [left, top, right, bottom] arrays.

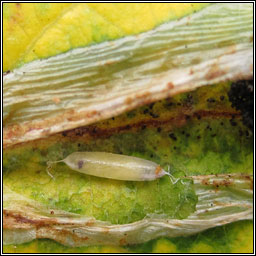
[[78, 160, 84, 169]]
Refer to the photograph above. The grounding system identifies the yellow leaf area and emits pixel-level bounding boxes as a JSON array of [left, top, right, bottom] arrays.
[[3, 3, 209, 72]]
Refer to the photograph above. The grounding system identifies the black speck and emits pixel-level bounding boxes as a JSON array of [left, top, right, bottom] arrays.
[[143, 109, 149, 114], [211, 134, 216, 137], [177, 103, 181, 106], [91, 128, 97, 134], [78, 160, 84, 169], [207, 98, 216, 103], [169, 133, 177, 141], [112, 117, 115, 120], [245, 130, 250, 137], [197, 135, 201, 139], [220, 122, 224, 126], [166, 102, 173, 107], [149, 103, 154, 109], [173, 146, 177, 150], [149, 112, 159, 118], [185, 115, 190, 120], [206, 125, 212, 131], [141, 125, 146, 130], [196, 114, 201, 120], [62, 131, 67, 137], [150, 154, 153, 158], [220, 96, 225, 101], [126, 125, 131, 129], [186, 133, 190, 138], [230, 120, 237, 126], [78, 143, 81, 147], [157, 127, 162, 133]]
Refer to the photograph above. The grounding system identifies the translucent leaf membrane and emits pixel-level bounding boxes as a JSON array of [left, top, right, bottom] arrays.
[[3, 3, 253, 148], [3, 174, 252, 247]]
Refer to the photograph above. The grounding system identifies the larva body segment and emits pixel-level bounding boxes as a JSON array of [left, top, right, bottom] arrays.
[[52, 152, 166, 181]]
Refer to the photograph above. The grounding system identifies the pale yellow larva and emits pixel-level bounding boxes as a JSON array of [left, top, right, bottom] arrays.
[[47, 152, 167, 181]]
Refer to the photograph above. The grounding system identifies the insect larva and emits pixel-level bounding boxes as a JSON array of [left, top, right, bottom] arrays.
[[47, 152, 170, 181]]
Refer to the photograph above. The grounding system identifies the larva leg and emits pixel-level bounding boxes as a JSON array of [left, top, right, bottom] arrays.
[[165, 172, 180, 184], [46, 161, 55, 179], [163, 166, 180, 184]]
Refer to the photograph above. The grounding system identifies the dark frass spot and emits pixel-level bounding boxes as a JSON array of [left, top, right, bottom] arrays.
[[157, 127, 162, 133], [149, 112, 159, 118], [228, 80, 253, 131], [206, 125, 212, 131], [230, 119, 237, 126], [196, 114, 201, 120], [78, 160, 84, 169], [143, 109, 149, 114], [169, 133, 177, 141], [149, 103, 154, 109], [207, 98, 216, 103]]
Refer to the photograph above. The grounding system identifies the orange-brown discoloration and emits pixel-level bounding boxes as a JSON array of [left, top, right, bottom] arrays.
[[167, 82, 174, 89], [250, 64, 253, 73], [52, 97, 61, 104], [136, 92, 151, 100], [105, 60, 117, 65], [3, 108, 241, 149], [205, 63, 226, 81], [125, 97, 133, 105], [155, 165, 162, 176], [119, 238, 127, 246], [101, 227, 110, 234], [86, 220, 95, 227], [201, 178, 209, 186], [3, 210, 56, 229]]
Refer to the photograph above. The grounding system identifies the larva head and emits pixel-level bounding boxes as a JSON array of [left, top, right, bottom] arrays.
[[154, 166, 166, 179], [142, 165, 166, 181]]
